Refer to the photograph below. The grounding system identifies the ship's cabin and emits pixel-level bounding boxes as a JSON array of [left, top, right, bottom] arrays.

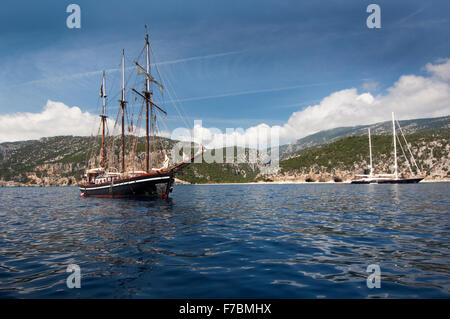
[[85, 168, 105, 184], [84, 168, 124, 184]]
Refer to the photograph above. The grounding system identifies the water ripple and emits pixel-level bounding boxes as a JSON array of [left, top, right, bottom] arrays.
[[0, 183, 449, 298]]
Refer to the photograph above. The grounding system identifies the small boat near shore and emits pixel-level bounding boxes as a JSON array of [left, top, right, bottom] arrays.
[[351, 112, 424, 184]]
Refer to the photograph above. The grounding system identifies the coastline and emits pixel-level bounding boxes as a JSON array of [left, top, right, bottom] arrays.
[[1, 178, 449, 187], [181, 179, 450, 186]]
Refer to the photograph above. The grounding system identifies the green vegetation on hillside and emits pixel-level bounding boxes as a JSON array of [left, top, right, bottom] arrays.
[[177, 147, 261, 183], [0, 128, 448, 185], [0, 135, 177, 183], [278, 115, 450, 159], [280, 132, 449, 176]]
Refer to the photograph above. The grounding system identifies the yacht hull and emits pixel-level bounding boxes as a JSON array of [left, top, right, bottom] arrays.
[[351, 177, 424, 184], [350, 180, 371, 184], [78, 172, 174, 198], [375, 177, 423, 184]]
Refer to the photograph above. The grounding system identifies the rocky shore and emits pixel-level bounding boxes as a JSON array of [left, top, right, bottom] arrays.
[[2, 175, 449, 187]]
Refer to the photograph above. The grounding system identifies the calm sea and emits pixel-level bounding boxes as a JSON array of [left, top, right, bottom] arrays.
[[0, 183, 449, 298]]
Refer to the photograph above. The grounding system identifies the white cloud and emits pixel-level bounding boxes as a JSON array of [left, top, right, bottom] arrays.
[[0, 100, 99, 142], [0, 100, 169, 143], [189, 59, 450, 149], [2, 59, 450, 148], [425, 58, 450, 81], [361, 81, 379, 92]]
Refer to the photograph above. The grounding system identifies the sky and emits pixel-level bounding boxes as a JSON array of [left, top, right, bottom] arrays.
[[0, 0, 449, 145]]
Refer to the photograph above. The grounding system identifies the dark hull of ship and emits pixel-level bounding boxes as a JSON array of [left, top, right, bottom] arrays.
[[350, 180, 371, 184], [79, 172, 174, 198], [351, 177, 424, 184], [376, 177, 424, 184]]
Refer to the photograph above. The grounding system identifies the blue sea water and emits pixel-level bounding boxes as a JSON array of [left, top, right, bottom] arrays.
[[0, 183, 449, 298]]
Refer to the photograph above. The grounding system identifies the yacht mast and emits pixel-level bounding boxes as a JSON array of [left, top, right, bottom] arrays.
[[120, 49, 126, 173], [392, 112, 398, 179], [145, 27, 152, 172], [396, 119, 422, 176], [101, 71, 107, 168], [368, 128, 373, 177]]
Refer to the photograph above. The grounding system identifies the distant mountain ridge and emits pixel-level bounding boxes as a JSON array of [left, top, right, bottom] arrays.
[[0, 115, 449, 185], [279, 115, 450, 159]]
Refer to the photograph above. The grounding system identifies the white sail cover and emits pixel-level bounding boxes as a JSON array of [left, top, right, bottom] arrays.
[[136, 62, 164, 95]]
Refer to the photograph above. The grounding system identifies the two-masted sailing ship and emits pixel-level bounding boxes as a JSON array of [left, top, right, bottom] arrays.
[[79, 29, 201, 198], [351, 112, 424, 184]]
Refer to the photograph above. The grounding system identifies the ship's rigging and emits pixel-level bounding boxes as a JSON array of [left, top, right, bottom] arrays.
[[84, 28, 191, 175], [79, 27, 202, 198], [351, 112, 424, 184]]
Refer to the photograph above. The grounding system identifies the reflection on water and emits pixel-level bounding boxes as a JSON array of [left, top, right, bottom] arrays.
[[0, 183, 449, 298]]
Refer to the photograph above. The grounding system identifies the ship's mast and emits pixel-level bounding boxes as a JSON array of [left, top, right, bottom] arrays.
[[392, 112, 398, 179], [145, 28, 151, 173], [131, 27, 166, 173], [120, 49, 126, 173], [368, 128, 373, 177], [100, 71, 107, 168]]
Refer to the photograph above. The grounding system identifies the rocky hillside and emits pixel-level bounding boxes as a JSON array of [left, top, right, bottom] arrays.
[[277, 132, 449, 182], [0, 136, 268, 186], [0, 135, 178, 186], [0, 122, 448, 186], [279, 115, 450, 159]]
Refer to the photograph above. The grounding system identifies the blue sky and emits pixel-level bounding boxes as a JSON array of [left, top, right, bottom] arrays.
[[0, 0, 449, 142]]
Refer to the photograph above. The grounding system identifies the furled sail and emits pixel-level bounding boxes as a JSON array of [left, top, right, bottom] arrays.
[[135, 61, 164, 95]]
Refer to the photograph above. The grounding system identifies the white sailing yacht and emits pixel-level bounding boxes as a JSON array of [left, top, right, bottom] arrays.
[[351, 112, 424, 184]]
